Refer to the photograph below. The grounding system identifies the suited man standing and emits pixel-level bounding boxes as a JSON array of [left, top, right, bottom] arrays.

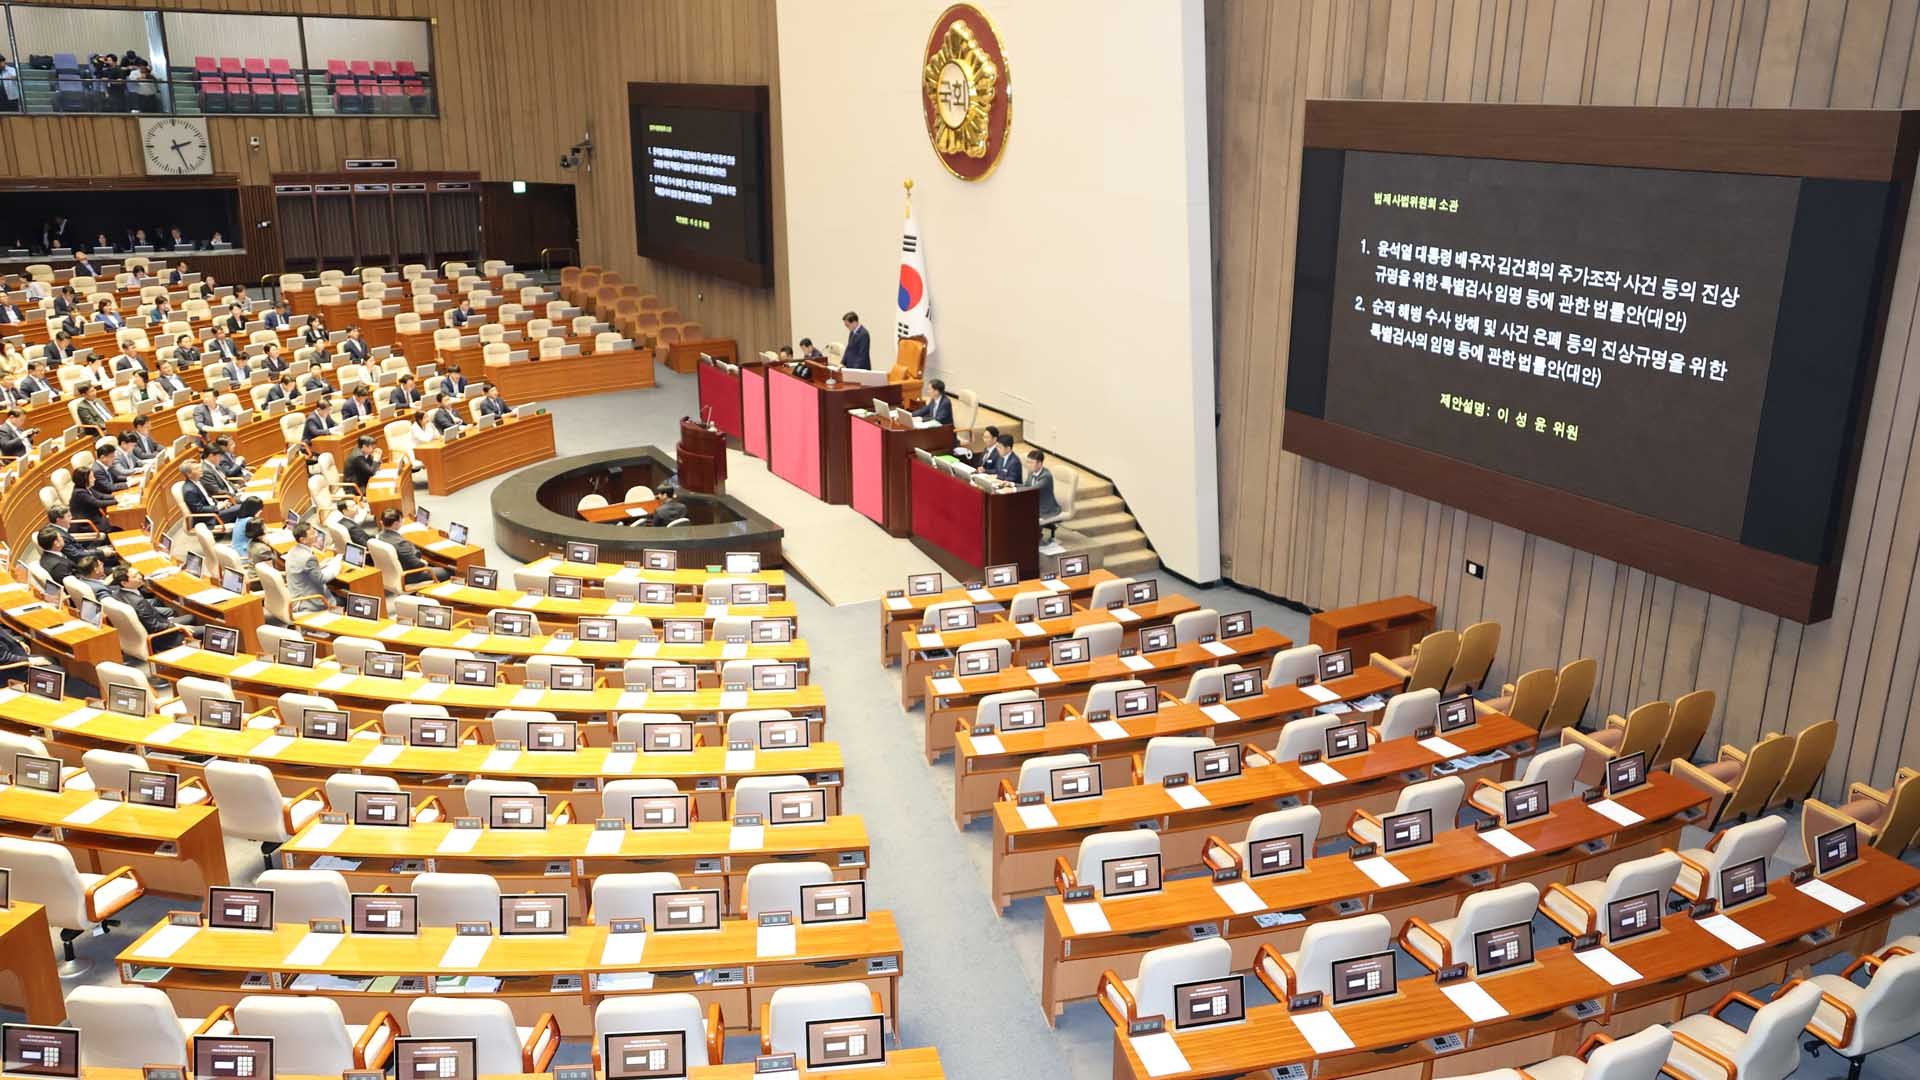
[[341, 326, 372, 363], [913, 378, 954, 426], [477, 383, 511, 418], [840, 311, 871, 370], [427, 391, 463, 435]]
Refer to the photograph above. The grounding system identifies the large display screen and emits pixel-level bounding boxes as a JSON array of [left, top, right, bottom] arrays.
[[628, 82, 772, 288], [1284, 103, 1918, 622]]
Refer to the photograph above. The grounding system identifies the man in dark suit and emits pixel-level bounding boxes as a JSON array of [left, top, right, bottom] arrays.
[[127, 414, 161, 461], [427, 392, 463, 435], [441, 364, 470, 397], [263, 373, 297, 406], [343, 435, 381, 493], [45, 506, 106, 564], [208, 335, 246, 385], [378, 507, 449, 583], [16, 359, 54, 400], [170, 337, 202, 368], [39, 333, 72, 366], [36, 528, 75, 585], [840, 311, 871, 370], [180, 459, 250, 526], [111, 346, 144, 375], [302, 395, 338, 441], [449, 299, 476, 327], [70, 253, 97, 278], [340, 385, 377, 423], [988, 433, 1023, 484], [191, 388, 237, 432], [341, 327, 372, 363], [167, 260, 187, 285], [0, 298, 24, 324], [647, 483, 689, 526], [73, 384, 112, 433], [58, 311, 85, 339], [51, 286, 77, 316], [301, 367, 335, 397], [206, 435, 248, 484], [152, 361, 189, 399], [261, 301, 292, 330], [389, 374, 420, 411], [333, 498, 376, 548], [477, 383, 512, 418], [0, 409, 35, 458], [913, 378, 954, 426]]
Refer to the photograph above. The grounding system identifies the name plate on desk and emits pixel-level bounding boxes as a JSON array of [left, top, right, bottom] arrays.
[[754, 1055, 799, 1075]]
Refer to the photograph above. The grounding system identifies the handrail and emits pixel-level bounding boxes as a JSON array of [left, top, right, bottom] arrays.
[[539, 247, 577, 278]]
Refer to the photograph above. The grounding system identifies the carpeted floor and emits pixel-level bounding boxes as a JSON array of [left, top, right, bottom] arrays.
[[29, 366, 1920, 1079]]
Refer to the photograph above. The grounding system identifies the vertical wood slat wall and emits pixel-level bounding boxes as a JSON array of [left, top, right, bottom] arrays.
[[0, 0, 790, 348], [1209, 0, 1920, 801]]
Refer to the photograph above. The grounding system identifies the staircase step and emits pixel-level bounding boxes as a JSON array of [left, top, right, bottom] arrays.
[[1102, 549, 1162, 578], [1056, 528, 1148, 565], [1064, 511, 1137, 537], [1073, 494, 1125, 517]]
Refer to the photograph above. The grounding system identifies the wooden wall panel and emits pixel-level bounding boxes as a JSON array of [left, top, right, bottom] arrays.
[[0, 0, 786, 346], [1210, 0, 1920, 800]]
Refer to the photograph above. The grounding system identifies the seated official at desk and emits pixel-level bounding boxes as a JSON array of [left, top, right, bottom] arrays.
[[182, 459, 259, 526], [980, 433, 1021, 484], [380, 507, 451, 583], [915, 378, 954, 426], [390, 374, 422, 411], [340, 384, 378, 423], [798, 337, 825, 359], [1026, 449, 1059, 520], [192, 388, 238, 432], [442, 363, 471, 397], [285, 521, 339, 613], [0, 408, 37, 457], [427, 391, 465, 435], [841, 311, 871, 370], [303, 394, 340, 440], [641, 482, 689, 526], [476, 382, 511, 418]]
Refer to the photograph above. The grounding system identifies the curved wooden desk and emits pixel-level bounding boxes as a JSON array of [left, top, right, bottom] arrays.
[[415, 412, 557, 496], [878, 568, 1115, 665], [419, 579, 799, 626], [0, 784, 227, 897], [275, 815, 871, 918], [119, 912, 905, 1035]]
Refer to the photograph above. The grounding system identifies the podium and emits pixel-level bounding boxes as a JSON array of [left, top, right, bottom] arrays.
[[851, 413, 954, 536], [766, 364, 903, 504], [678, 417, 728, 494]]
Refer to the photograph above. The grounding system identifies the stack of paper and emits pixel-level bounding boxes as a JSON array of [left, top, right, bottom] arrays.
[[438, 937, 492, 969], [437, 828, 482, 854], [1063, 901, 1110, 934], [1129, 1032, 1189, 1078], [600, 933, 648, 965], [756, 923, 798, 957]]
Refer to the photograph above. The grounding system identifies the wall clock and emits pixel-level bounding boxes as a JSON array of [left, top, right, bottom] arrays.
[[141, 117, 212, 176]]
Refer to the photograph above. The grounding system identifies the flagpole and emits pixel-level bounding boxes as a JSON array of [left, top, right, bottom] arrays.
[[904, 177, 913, 217]]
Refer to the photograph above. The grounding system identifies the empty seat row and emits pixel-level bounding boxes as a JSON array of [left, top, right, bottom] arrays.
[[198, 76, 301, 114], [192, 56, 293, 77]]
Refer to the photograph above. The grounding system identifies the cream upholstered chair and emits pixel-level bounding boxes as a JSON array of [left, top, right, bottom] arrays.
[[1527, 1025, 1674, 1080], [1372, 628, 1459, 693], [1469, 742, 1583, 818], [66, 985, 219, 1067], [1255, 913, 1390, 998], [1183, 663, 1245, 704], [1097, 938, 1232, 1026], [1348, 775, 1463, 846], [953, 639, 1011, 679], [1273, 715, 1343, 762], [231, 995, 398, 1073], [254, 869, 351, 924], [976, 689, 1041, 731], [743, 861, 832, 920], [760, 983, 885, 1056], [1672, 815, 1785, 902], [594, 995, 722, 1071], [1796, 949, 1920, 1080], [0, 837, 145, 973], [330, 635, 384, 670], [1375, 687, 1440, 741], [1014, 753, 1089, 797], [1663, 980, 1823, 1080], [413, 872, 502, 927], [1072, 622, 1123, 658], [589, 872, 682, 923], [599, 780, 681, 827], [726, 708, 798, 748], [81, 749, 207, 804], [407, 998, 560, 1074], [202, 760, 323, 867], [1674, 732, 1795, 830], [1400, 882, 1539, 972], [1541, 850, 1683, 938], [1084, 678, 1148, 717], [1069, 829, 1160, 896], [612, 713, 689, 746], [322, 772, 442, 823], [1266, 644, 1323, 688], [1136, 736, 1215, 785], [1087, 577, 1134, 610], [1171, 608, 1219, 644], [1202, 805, 1322, 875], [460, 776, 562, 820], [1564, 698, 1670, 788], [730, 775, 814, 820]]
